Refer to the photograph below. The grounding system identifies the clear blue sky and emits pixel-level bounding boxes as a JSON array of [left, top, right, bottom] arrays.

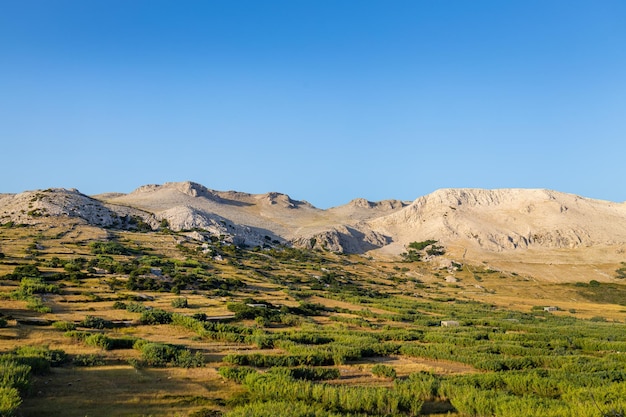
[[1, 1, 624, 208]]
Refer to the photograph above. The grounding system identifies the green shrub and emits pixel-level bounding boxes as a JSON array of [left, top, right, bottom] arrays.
[[140, 309, 173, 325], [174, 349, 205, 368], [25, 297, 51, 313], [108, 337, 137, 350], [5, 346, 67, 376], [225, 400, 344, 417], [139, 343, 178, 367], [126, 302, 147, 313], [227, 302, 279, 321], [446, 385, 497, 417], [64, 330, 90, 342], [89, 241, 134, 255], [268, 366, 341, 381], [14, 346, 67, 368], [9, 352, 49, 375], [408, 240, 438, 251], [52, 321, 76, 331], [3, 264, 41, 280], [218, 366, 258, 383], [136, 340, 203, 368], [0, 386, 22, 417], [81, 316, 113, 330], [140, 343, 177, 367], [17, 277, 59, 295], [73, 354, 105, 367], [371, 363, 396, 379], [0, 360, 31, 392], [85, 334, 113, 350], [171, 297, 189, 308]]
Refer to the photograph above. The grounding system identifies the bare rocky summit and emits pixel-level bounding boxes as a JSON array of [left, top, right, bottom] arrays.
[[368, 188, 626, 254], [2, 182, 626, 267]]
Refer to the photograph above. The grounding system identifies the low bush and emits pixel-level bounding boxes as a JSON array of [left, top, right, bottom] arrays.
[[52, 321, 76, 331], [371, 363, 397, 379], [171, 297, 189, 308], [89, 241, 134, 255], [174, 349, 205, 368], [138, 342, 203, 368], [73, 354, 106, 367], [0, 360, 31, 393], [140, 309, 173, 325], [81, 316, 113, 330], [0, 386, 22, 417], [125, 302, 147, 313], [85, 334, 113, 350], [218, 366, 258, 383], [25, 297, 51, 313], [268, 366, 341, 381]]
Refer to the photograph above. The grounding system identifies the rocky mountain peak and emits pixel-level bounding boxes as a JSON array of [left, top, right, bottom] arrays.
[[258, 192, 314, 209], [348, 198, 374, 208]]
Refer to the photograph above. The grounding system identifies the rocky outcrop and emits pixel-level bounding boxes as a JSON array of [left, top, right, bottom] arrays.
[[291, 226, 390, 253], [157, 205, 230, 234], [132, 181, 221, 201], [0, 188, 157, 229]]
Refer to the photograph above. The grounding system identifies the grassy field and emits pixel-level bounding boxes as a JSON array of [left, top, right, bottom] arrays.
[[1, 220, 626, 416]]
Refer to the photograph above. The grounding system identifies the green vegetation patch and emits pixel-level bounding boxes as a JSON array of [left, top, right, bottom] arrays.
[[572, 281, 626, 305]]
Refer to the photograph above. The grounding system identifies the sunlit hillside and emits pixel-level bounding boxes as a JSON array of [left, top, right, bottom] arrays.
[[1, 214, 626, 416]]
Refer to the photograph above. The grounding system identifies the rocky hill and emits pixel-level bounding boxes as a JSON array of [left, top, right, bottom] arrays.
[[0, 188, 158, 229], [2, 183, 626, 265], [368, 188, 626, 253]]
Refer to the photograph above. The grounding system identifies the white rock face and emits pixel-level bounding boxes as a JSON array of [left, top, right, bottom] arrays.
[[2, 183, 626, 260], [158, 205, 229, 234], [292, 226, 390, 253], [368, 188, 626, 252]]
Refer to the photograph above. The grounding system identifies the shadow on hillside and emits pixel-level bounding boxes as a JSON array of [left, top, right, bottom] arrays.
[[341, 226, 391, 254], [215, 197, 253, 207]]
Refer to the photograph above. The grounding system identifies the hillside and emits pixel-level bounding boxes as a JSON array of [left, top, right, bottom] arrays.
[[2, 186, 626, 416], [1, 212, 626, 416], [370, 188, 626, 251], [2, 182, 626, 282]]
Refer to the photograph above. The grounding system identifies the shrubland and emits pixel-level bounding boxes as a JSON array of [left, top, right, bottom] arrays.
[[0, 223, 625, 416]]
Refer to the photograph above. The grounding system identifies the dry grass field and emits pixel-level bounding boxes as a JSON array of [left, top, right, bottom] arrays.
[[1, 220, 626, 416]]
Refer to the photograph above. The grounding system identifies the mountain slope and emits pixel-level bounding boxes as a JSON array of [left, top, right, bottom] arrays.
[[368, 188, 626, 253], [2, 184, 626, 266], [100, 181, 406, 251]]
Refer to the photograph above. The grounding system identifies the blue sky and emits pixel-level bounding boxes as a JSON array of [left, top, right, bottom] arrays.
[[1, 1, 624, 208]]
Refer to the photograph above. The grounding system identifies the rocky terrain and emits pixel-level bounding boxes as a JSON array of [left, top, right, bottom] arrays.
[[2, 182, 626, 267]]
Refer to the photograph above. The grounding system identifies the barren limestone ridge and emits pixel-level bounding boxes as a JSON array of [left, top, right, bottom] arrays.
[[1, 181, 625, 278]]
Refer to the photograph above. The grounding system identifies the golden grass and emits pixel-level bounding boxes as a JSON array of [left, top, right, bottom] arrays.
[[21, 365, 238, 417], [2, 220, 626, 415]]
